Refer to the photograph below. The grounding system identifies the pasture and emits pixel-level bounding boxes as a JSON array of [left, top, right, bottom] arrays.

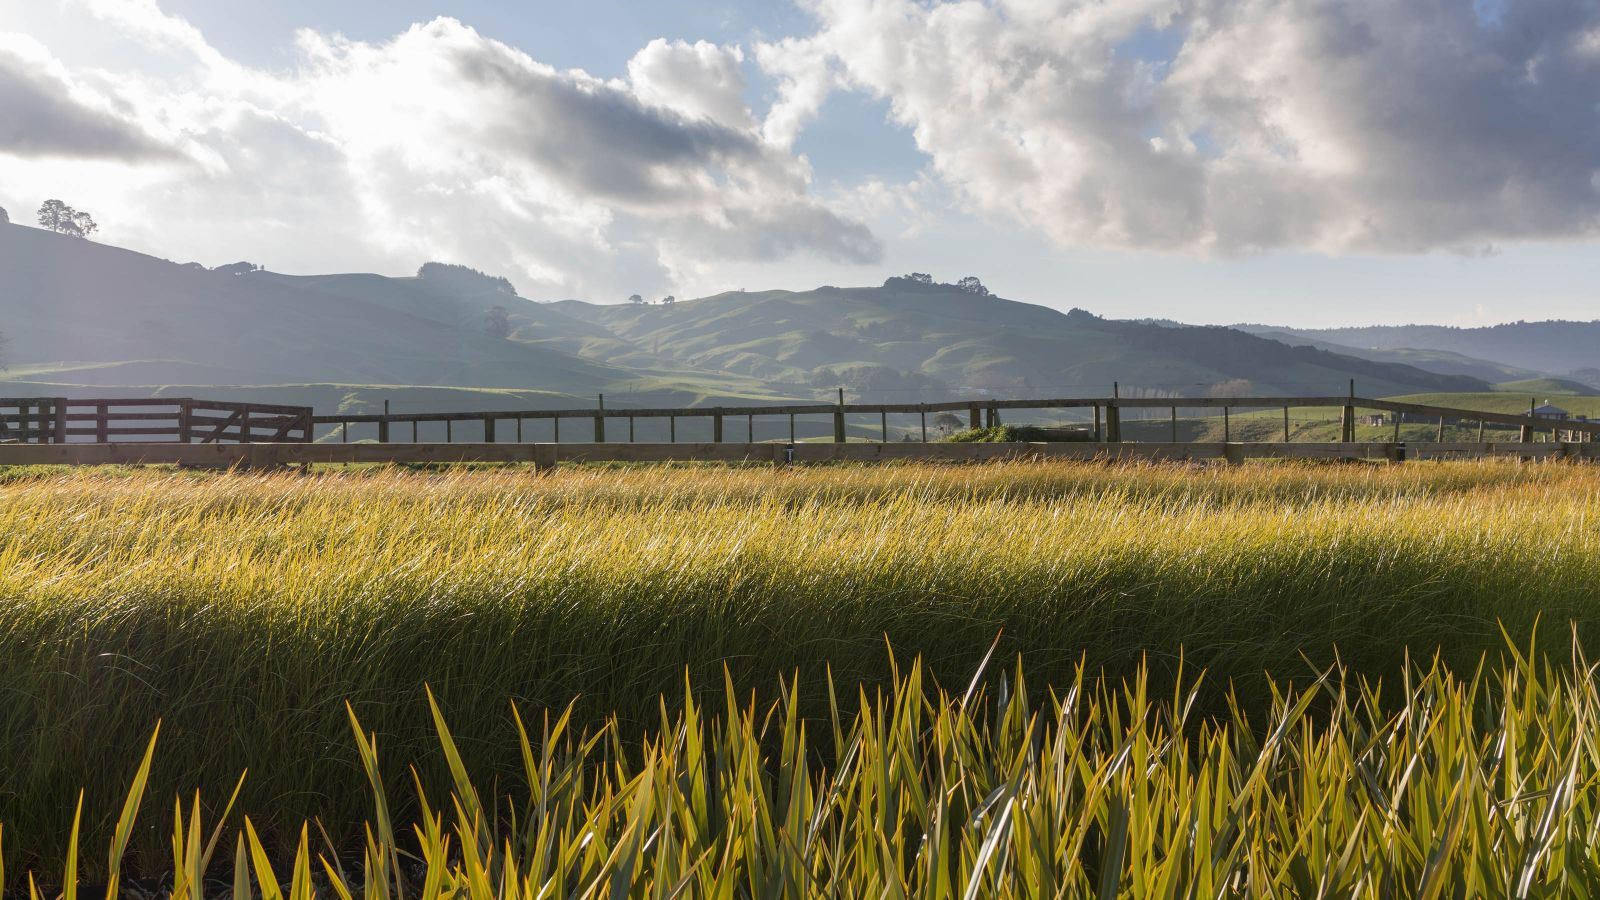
[[3, 459, 1600, 894]]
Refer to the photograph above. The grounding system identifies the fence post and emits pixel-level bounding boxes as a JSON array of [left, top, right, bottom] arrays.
[[881, 409, 888, 442], [177, 399, 192, 443], [1223, 407, 1231, 442], [969, 404, 981, 430], [750, 414, 755, 442], [630, 416, 635, 442], [791, 413, 796, 443], [835, 390, 846, 443], [920, 407, 927, 443], [1171, 406, 1178, 442], [96, 402, 108, 443], [1284, 406, 1291, 443], [714, 409, 724, 443], [379, 400, 390, 443], [485, 417, 496, 443], [670, 415, 676, 443], [1094, 404, 1102, 442], [1106, 402, 1122, 443], [1341, 404, 1355, 442], [1436, 417, 1445, 442], [594, 395, 605, 443], [240, 404, 254, 443], [553, 417, 559, 443]]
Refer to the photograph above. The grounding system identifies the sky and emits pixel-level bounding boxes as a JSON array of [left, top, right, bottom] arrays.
[[3, 0, 1600, 327]]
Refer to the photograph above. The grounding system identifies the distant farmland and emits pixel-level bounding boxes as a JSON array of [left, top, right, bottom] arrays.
[[4, 460, 1600, 893]]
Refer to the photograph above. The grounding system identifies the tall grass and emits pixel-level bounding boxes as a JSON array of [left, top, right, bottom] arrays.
[[2, 460, 1600, 881], [12, 640, 1600, 896]]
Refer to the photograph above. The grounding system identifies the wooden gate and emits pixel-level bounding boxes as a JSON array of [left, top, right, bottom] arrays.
[[0, 398, 314, 443]]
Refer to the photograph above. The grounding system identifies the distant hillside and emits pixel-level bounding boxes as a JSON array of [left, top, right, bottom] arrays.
[[0, 227, 1489, 410], [1492, 377, 1600, 396], [0, 223, 781, 407], [1248, 331, 1539, 383], [1239, 321, 1600, 377], [550, 279, 1488, 399]]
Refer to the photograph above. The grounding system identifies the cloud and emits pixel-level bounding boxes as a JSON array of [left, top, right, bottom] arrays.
[[0, 8, 878, 299], [780, 0, 1600, 255], [628, 39, 753, 129], [0, 34, 177, 160]]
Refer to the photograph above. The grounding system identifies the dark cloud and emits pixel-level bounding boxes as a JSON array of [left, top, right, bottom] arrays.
[[0, 46, 175, 161], [452, 41, 763, 206]]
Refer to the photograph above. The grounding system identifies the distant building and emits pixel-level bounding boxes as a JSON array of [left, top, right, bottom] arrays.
[[1358, 413, 1386, 426], [1532, 402, 1571, 420]]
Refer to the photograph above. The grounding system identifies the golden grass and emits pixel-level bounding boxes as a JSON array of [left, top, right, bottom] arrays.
[[2, 459, 1599, 888]]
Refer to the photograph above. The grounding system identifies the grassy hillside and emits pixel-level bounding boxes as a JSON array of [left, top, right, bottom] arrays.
[[555, 279, 1490, 399], [1249, 329, 1539, 382], [1, 227, 1495, 412], [1241, 320, 1600, 376], [0, 224, 781, 405]]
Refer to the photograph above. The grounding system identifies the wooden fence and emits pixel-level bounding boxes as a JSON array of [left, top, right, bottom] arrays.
[[0, 398, 314, 444], [5, 440, 1599, 469], [313, 394, 1600, 446]]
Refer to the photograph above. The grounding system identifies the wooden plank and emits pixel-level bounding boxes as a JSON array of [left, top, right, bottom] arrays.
[[62, 427, 183, 436], [200, 410, 242, 444], [15, 439, 1594, 467]]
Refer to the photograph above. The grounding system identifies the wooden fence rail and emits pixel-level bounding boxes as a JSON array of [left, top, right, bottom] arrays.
[[5, 440, 1600, 469], [312, 394, 1600, 446], [0, 398, 314, 444]]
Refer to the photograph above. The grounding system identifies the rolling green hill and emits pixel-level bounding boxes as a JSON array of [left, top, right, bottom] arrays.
[[1239, 321, 1600, 378], [1247, 330, 1540, 383], [551, 279, 1489, 399], [0, 227, 1491, 412], [0, 223, 788, 408]]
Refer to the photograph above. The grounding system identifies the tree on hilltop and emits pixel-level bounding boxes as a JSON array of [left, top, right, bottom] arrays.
[[0, 206, 8, 224], [628, 294, 646, 305], [956, 276, 990, 297], [417, 262, 517, 295], [212, 261, 263, 275], [37, 200, 97, 238], [660, 295, 675, 306]]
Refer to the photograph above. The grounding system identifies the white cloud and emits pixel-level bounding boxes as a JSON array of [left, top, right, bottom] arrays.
[[780, 0, 1600, 255], [628, 38, 753, 129], [0, 7, 879, 299]]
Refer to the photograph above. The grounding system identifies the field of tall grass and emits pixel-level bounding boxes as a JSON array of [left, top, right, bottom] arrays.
[[4, 459, 1600, 893]]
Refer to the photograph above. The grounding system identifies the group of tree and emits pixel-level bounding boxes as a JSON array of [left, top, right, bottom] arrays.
[[36, 200, 97, 238], [885, 273, 991, 296], [418, 262, 517, 296], [212, 261, 263, 275], [628, 294, 677, 306]]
